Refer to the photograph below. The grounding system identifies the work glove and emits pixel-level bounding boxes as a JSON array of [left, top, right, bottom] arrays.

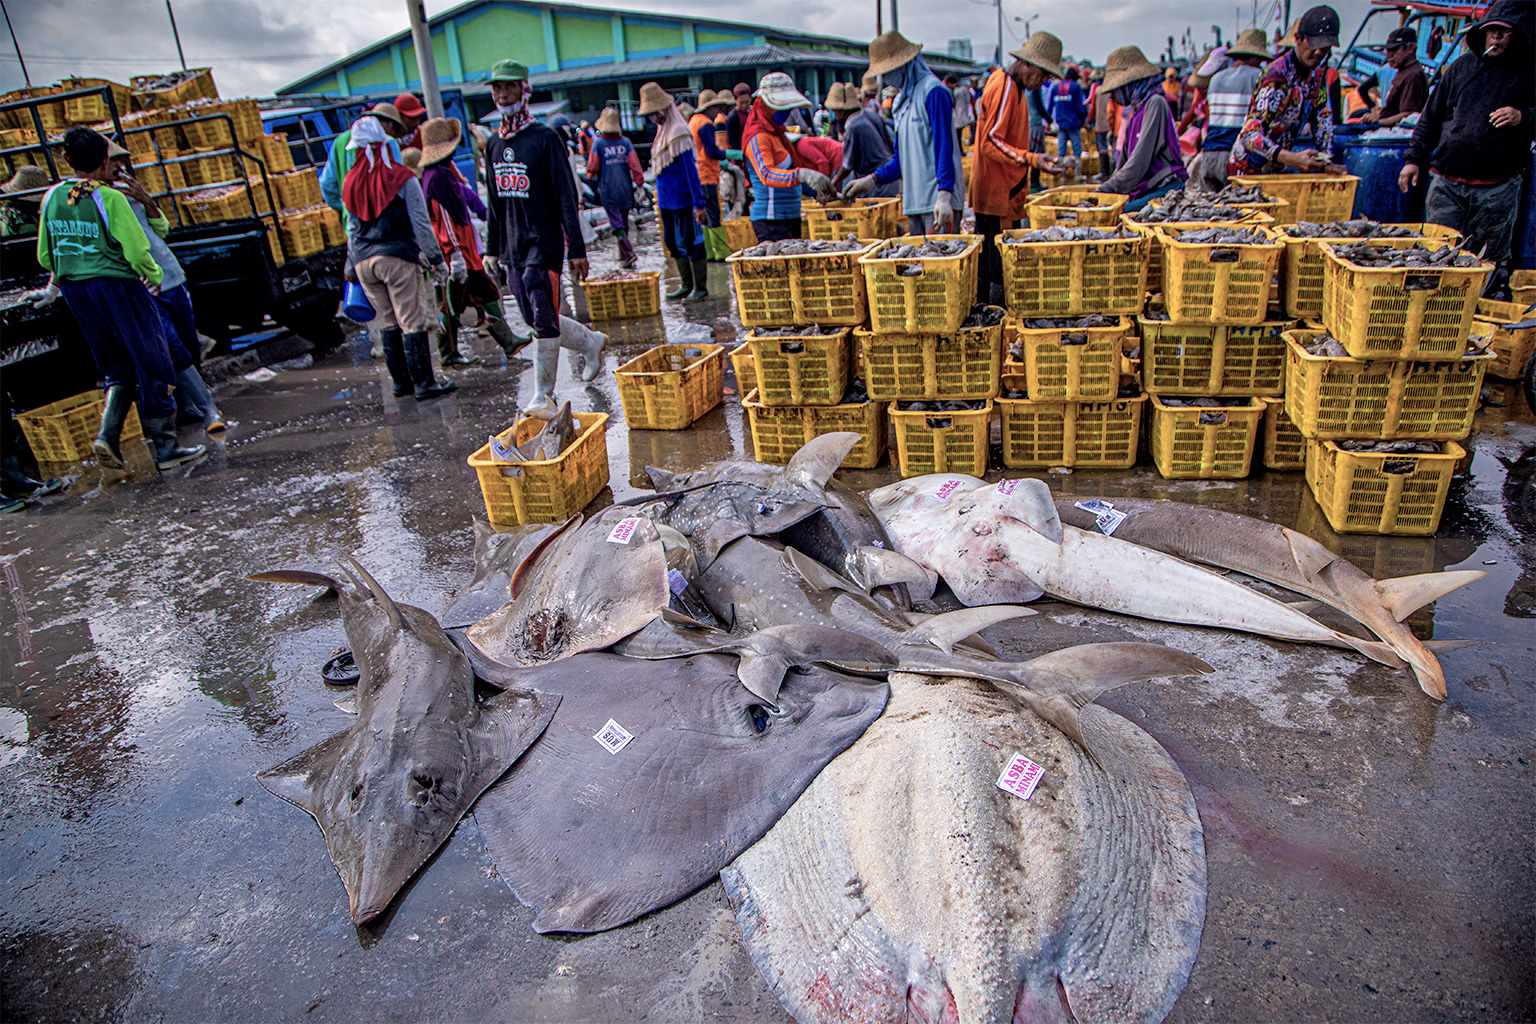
[[23, 282, 60, 309], [481, 254, 501, 283], [797, 167, 836, 203], [429, 261, 450, 287], [933, 190, 955, 231], [449, 251, 468, 284], [841, 174, 876, 200]]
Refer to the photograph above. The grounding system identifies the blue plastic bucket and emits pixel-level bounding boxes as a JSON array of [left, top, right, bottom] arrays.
[[342, 281, 375, 323], [1340, 135, 1424, 223]]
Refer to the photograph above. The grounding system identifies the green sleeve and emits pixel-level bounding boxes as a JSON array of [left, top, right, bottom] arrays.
[[101, 187, 162, 285], [148, 211, 170, 239], [36, 210, 53, 271]]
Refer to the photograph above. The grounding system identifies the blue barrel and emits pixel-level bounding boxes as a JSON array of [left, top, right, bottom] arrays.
[[1511, 167, 1536, 270], [1340, 133, 1426, 223]]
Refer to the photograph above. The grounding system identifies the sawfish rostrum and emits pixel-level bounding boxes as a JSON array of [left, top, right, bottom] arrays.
[[469, 652, 889, 934], [248, 559, 560, 926], [723, 673, 1206, 1024]]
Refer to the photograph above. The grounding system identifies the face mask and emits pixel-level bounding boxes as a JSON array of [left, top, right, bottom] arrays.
[[773, 109, 791, 125]]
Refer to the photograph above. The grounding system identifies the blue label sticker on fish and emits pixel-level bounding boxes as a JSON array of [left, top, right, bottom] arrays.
[[607, 517, 642, 544], [997, 753, 1045, 800], [593, 718, 634, 754], [667, 568, 688, 595]]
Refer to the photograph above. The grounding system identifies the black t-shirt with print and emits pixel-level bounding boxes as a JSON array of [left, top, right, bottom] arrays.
[[485, 122, 586, 271]]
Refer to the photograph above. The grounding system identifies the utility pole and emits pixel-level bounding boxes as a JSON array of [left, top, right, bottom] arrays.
[[995, 0, 1003, 67], [876, 0, 882, 36], [890, 0, 899, 33], [406, 0, 444, 118], [165, 0, 186, 71], [2, 0, 28, 86]]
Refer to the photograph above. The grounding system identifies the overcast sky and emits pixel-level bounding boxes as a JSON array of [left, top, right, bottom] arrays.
[[2, 0, 1390, 97]]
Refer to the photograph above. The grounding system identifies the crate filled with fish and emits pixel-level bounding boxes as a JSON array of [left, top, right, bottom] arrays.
[[1319, 240, 1493, 360], [742, 325, 852, 407], [178, 96, 263, 147], [1001, 313, 1127, 401], [857, 235, 981, 334], [1471, 298, 1536, 380], [180, 179, 272, 223], [1230, 173, 1360, 225], [580, 269, 662, 321], [1194, 181, 1292, 222], [888, 398, 993, 476], [1305, 438, 1464, 536], [800, 197, 900, 241], [277, 208, 326, 258], [259, 132, 296, 173], [1149, 395, 1264, 479], [1124, 192, 1274, 295], [997, 224, 1148, 317], [856, 304, 1003, 402], [58, 76, 131, 125], [270, 167, 323, 212], [743, 382, 885, 469], [1277, 220, 1462, 319], [614, 344, 725, 430], [1260, 396, 1307, 471], [727, 238, 875, 328], [129, 67, 217, 110], [1282, 328, 1492, 441], [465, 410, 610, 527], [996, 391, 1146, 469], [1155, 225, 1282, 326], [1137, 307, 1295, 395], [1025, 186, 1127, 230]]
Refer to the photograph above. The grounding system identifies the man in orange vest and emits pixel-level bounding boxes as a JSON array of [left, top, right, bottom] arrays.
[[690, 89, 732, 260]]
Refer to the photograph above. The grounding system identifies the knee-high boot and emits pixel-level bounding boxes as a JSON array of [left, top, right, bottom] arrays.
[[378, 328, 412, 397], [92, 384, 135, 470], [404, 331, 456, 400], [557, 315, 607, 382], [666, 258, 693, 300], [683, 258, 710, 303], [520, 334, 561, 417]]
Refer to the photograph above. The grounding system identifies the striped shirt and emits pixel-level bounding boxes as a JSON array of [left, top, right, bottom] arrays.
[[1202, 63, 1262, 152], [746, 131, 802, 221]]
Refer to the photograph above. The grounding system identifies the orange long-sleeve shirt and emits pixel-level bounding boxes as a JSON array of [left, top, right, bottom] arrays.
[[968, 67, 1046, 220]]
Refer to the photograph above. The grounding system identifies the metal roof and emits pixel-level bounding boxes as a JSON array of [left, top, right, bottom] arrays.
[[527, 44, 869, 88]]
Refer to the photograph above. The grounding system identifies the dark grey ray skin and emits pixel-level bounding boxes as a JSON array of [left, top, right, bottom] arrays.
[[468, 651, 889, 934], [643, 480, 826, 571], [441, 521, 558, 629], [248, 561, 560, 927]]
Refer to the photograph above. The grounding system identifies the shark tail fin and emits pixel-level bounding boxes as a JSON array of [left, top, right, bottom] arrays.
[[1375, 570, 1488, 621], [732, 624, 897, 703], [909, 605, 1036, 654], [339, 556, 402, 631], [782, 432, 860, 501], [246, 569, 347, 593]]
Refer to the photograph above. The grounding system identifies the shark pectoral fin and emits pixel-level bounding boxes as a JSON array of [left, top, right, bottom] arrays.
[[911, 606, 1037, 654], [1375, 570, 1488, 621], [783, 546, 865, 595], [257, 729, 352, 816], [509, 513, 584, 599], [339, 556, 402, 631], [659, 607, 711, 630], [783, 432, 860, 501], [754, 624, 897, 674], [1284, 527, 1338, 580], [991, 478, 1063, 543], [334, 695, 359, 714], [246, 569, 347, 593], [644, 466, 679, 492], [1420, 638, 1479, 653], [468, 688, 562, 785], [851, 546, 932, 592]]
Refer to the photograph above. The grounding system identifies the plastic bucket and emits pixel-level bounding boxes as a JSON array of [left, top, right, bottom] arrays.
[[342, 280, 375, 323], [1340, 136, 1424, 223]]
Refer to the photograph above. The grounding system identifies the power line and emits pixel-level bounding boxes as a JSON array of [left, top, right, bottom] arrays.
[[0, 51, 346, 63]]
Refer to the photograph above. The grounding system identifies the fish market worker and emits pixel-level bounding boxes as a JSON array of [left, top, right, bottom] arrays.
[[1094, 45, 1189, 211], [1360, 26, 1428, 127], [844, 30, 964, 234], [639, 82, 710, 303], [829, 80, 899, 199], [1400, 0, 1534, 298], [1227, 5, 1347, 177], [690, 89, 733, 261], [742, 72, 836, 243], [321, 103, 406, 216]]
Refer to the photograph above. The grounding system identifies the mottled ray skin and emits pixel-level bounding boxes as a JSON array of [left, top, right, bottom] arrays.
[[722, 673, 1206, 1024], [250, 560, 559, 926]]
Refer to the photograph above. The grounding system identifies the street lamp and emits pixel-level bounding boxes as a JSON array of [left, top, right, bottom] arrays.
[[1015, 13, 1041, 39]]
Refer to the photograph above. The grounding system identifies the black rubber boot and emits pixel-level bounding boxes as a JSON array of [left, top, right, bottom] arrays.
[[145, 415, 206, 470], [683, 258, 710, 303], [92, 384, 134, 470], [404, 330, 456, 400], [378, 328, 412, 397], [666, 258, 693, 300]]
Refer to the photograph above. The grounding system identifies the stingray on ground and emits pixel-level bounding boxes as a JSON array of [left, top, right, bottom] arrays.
[[722, 672, 1206, 1024]]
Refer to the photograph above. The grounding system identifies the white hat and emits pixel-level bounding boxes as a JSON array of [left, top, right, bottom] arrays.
[[754, 72, 811, 111]]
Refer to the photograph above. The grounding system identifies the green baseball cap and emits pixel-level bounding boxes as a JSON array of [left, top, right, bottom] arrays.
[[490, 59, 530, 83]]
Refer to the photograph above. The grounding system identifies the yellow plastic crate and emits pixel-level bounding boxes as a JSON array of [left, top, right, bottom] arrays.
[[1281, 330, 1490, 440], [1025, 187, 1128, 230], [60, 77, 130, 125], [178, 148, 239, 187], [318, 206, 345, 248], [129, 68, 216, 110], [859, 234, 981, 334], [1319, 243, 1492, 360], [1044, 130, 1087, 157], [801, 198, 900, 240], [728, 241, 874, 328], [728, 343, 756, 394], [1230, 174, 1359, 225], [997, 395, 1145, 469], [743, 390, 885, 469], [181, 180, 271, 223], [1511, 270, 1536, 308], [1137, 313, 1295, 396], [856, 315, 1002, 402], [744, 328, 851, 407], [1124, 211, 1273, 296], [1149, 395, 1263, 480], [260, 133, 295, 173], [271, 168, 322, 211], [615, 343, 725, 430], [1, 86, 67, 132], [466, 412, 610, 527], [1473, 299, 1536, 379], [998, 228, 1148, 316], [1156, 225, 1282, 325], [1260, 396, 1306, 471], [1278, 223, 1461, 320], [16, 391, 143, 464], [1306, 439, 1463, 536], [581, 270, 661, 321], [889, 400, 992, 477], [180, 98, 263, 147], [723, 217, 758, 253], [1012, 316, 1127, 400], [277, 210, 325, 257]]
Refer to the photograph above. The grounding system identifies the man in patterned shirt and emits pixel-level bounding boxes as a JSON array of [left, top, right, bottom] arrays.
[[1228, 5, 1348, 176]]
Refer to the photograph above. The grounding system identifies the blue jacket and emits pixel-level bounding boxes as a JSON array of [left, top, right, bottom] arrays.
[[655, 149, 705, 211], [1049, 81, 1086, 133]]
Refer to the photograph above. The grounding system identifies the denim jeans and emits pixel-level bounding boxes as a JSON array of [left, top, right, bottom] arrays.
[[660, 207, 705, 261], [1424, 172, 1522, 274], [1056, 129, 1080, 158]]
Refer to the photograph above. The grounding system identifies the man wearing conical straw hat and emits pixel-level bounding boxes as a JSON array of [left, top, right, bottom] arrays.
[[1185, 28, 1272, 193], [843, 30, 965, 234]]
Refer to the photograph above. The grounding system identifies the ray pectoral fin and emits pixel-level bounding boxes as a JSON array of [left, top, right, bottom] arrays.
[[990, 477, 1063, 543], [1374, 569, 1488, 621], [510, 513, 583, 599], [467, 689, 562, 787], [448, 630, 535, 690], [257, 730, 353, 816], [910, 605, 1037, 654]]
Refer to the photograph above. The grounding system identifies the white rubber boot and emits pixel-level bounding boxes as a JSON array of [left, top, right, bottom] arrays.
[[558, 315, 607, 382], [520, 334, 561, 417]]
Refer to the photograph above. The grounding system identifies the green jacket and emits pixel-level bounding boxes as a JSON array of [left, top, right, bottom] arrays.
[[36, 179, 162, 285]]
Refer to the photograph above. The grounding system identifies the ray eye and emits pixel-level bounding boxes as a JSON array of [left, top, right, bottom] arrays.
[[350, 784, 363, 802]]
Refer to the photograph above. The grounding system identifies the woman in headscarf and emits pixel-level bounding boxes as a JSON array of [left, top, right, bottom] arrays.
[[417, 116, 528, 363], [1094, 45, 1189, 212], [342, 114, 455, 401], [843, 31, 964, 234], [638, 81, 710, 303], [741, 72, 836, 243]]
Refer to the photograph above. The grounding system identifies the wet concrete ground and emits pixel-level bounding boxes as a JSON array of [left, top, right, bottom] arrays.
[[2, 219, 1533, 1023]]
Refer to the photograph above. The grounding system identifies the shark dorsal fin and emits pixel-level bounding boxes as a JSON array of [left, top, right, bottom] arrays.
[[246, 569, 347, 593], [989, 478, 1063, 543], [644, 466, 680, 492], [783, 546, 864, 596], [341, 556, 402, 631], [850, 546, 931, 591], [509, 513, 583, 599], [1374, 570, 1488, 621], [782, 432, 860, 500], [1283, 528, 1337, 580], [909, 605, 1037, 654]]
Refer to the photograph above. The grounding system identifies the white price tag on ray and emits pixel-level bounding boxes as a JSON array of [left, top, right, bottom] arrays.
[[593, 718, 634, 754], [933, 478, 966, 501], [995, 478, 1022, 496], [607, 517, 642, 544], [996, 753, 1045, 801], [1075, 499, 1127, 536]]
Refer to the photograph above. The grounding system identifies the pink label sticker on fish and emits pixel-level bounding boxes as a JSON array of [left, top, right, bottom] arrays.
[[607, 517, 642, 545], [934, 479, 964, 500], [593, 718, 634, 754], [996, 478, 1021, 496], [996, 753, 1045, 801]]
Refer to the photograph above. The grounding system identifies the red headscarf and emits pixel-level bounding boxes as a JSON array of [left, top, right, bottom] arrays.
[[741, 98, 804, 170], [341, 116, 415, 223]]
